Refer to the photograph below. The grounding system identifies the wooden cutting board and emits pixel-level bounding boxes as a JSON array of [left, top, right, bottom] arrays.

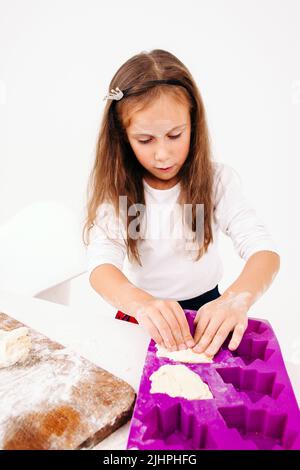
[[0, 311, 136, 450]]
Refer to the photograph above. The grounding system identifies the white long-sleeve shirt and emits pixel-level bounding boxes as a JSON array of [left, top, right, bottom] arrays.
[[86, 162, 278, 301]]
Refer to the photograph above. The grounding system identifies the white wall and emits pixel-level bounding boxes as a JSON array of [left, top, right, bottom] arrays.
[[0, 0, 299, 363]]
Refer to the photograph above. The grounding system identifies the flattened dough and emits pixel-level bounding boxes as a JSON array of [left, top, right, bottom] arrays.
[[0, 327, 31, 368], [150, 364, 213, 400], [155, 343, 214, 363]]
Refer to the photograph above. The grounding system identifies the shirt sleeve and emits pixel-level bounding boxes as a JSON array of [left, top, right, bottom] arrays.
[[213, 163, 279, 261], [85, 203, 127, 278]]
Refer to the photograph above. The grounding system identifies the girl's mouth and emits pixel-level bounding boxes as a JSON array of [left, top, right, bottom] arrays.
[[157, 165, 174, 172]]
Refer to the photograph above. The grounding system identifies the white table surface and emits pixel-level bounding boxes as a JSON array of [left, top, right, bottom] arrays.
[[0, 289, 299, 450]]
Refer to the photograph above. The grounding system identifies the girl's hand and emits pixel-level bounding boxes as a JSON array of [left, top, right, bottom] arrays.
[[192, 291, 251, 357], [135, 299, 195, 352]]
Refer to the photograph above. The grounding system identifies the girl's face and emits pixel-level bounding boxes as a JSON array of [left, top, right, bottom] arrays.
[[126, 94, 191, 189]]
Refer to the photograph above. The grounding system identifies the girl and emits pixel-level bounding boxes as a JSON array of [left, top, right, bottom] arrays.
[[83, 49, 280, 358]]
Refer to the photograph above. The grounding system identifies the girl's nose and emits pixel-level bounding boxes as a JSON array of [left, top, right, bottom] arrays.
[[154, 148, 170, 162]]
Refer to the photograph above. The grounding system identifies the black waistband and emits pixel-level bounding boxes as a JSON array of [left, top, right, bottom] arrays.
[[177, 285, 221, 311]]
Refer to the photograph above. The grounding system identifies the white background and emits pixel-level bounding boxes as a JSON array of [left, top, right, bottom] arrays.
[[0, 0, 299, 365]]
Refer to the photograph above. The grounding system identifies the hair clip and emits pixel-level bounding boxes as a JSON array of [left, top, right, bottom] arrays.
[[103, 87, 124, 101]]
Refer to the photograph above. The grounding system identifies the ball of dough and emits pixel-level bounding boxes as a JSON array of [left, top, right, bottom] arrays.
[[0, 327, 31, 368]]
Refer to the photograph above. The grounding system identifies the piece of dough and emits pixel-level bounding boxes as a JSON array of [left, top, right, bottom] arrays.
[[0, 327, 31, 368], [155, 343, 214, 363], [149, 364, 213, 400]]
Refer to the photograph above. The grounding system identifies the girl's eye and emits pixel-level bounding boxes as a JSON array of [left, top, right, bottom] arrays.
[[138, 134, 181, 145]]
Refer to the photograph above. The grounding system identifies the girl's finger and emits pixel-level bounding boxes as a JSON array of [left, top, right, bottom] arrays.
[[194, 309, 201, 325], [193, 317, 223, 353], [204, 320, 235, 357], [228, 322, 247, 351], [161, 306, 187, 350], [171, 303, 195, 348], [139, 314, 164, 347], [194, 299, 217, 325], [150, 309, 177, 351], [192, 309, 211, 346]]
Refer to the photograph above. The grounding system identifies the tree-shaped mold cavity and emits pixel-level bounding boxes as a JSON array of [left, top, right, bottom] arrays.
[[142, 403, 218, 449], [218, 405, 296, 449], [230, 336, 275, 365], [216, 366, 284, 403], [245, 319, 268, 335], [220, 320, 271, 356]]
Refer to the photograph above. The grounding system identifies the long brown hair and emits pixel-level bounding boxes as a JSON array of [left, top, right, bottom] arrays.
[[82, 49, 215, 266]]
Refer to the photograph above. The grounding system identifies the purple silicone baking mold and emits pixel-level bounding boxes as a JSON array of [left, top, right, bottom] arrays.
[[127, 311, 300, 450]]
